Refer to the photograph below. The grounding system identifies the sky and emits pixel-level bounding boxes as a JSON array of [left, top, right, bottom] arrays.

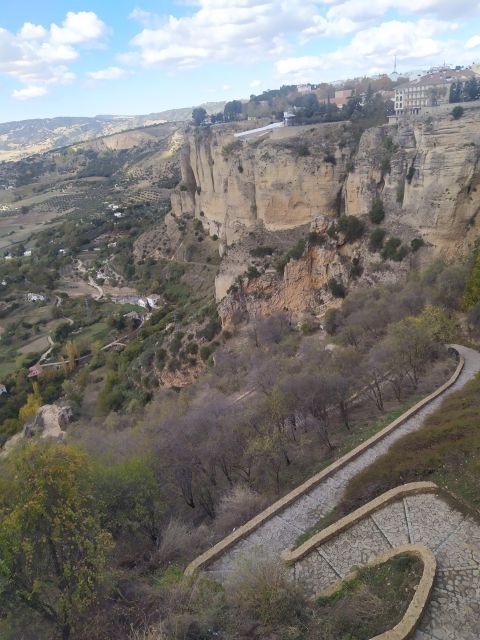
[[1, 0, 480, 122]]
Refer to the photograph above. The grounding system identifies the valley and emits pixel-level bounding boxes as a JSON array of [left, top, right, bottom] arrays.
[[2, 96, 480, 640]]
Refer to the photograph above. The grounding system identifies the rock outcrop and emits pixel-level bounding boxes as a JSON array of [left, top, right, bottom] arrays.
[[172, 123, 353, 247], [170, 104, 480, 322], [24, 404, 72, 440]]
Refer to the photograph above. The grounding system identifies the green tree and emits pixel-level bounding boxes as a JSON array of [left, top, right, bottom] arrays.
[[224, 100, 243, 121], [0, 443, 111, 640], [369, 198, 385, 224], [337, 215, 365, 242], [369, 227, 386, 252], [452, 105, 464, 120], [92, 455, 164, 546], [192, 107, 207, 126]]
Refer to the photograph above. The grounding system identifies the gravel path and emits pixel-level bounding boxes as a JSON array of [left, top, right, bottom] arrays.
[[208, 345, 480, 576]]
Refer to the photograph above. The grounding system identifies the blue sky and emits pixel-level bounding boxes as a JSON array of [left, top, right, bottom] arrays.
[[1, 1, 480, 122]]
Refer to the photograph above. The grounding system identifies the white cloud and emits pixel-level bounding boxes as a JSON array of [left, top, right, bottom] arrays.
[[86, 66, 127, 80], [124, 0, 479, 74], [126, 1, 323, 69], [466, 35, 480, 50], [12, 86, 47, 100], [49, 12, 107, 46], [276, 19, 462, 82], [250, 79, 262, 87], [0, 12, 108, 100]]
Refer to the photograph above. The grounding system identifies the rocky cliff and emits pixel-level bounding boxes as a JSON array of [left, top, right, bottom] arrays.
[[171, 104, 480, 323]]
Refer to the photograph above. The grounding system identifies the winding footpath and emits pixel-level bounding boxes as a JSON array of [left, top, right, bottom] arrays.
[[190, 345, 480, 640]]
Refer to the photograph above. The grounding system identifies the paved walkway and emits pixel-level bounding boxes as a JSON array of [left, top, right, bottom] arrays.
[[293, 491, 480, 640], [208, 345, 480, 577]]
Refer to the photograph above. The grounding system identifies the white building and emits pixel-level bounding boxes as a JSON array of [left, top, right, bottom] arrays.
[[23, 250, 32, 257], [0, 384, 7, 395], [394, 67, 479, 117]]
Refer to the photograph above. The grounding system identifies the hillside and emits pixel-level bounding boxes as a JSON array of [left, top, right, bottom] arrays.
[[0, 102, 225, 163], [2, 100, 480, 640]]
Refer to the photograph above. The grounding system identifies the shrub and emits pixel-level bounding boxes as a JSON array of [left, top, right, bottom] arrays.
[[350, 257, 363, 279], [369, 227, 386, 252], [381, 236, 401, 260], [225, 555, 306, 626], [452, 105, 465, 120], [246, 265, 260, 279], [200, 345, 213, 361], [337, 216, 365, 243], [406, 165, 415, 183], [214, 486, 268, 537], [297, 143, 310, 157], [396, 182, 405, 204], [328, 277, 346, 298], [324, 308, 339, 335], [394, 245, 409, 262], [276, 238, 306, 273], [324, 153, 336, 165], [186, 342, 198, 355], [250, 245, 274, 257], [307, 231, 326, 246], [411, 237, 425, 252], [369, 198, 385, 224], [381, 237, 408, 261]]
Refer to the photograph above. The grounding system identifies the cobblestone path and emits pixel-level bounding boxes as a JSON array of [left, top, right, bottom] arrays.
[[209, 345, 480, 577], [293, 492, 480, 640], [205, 345, 480, 639]]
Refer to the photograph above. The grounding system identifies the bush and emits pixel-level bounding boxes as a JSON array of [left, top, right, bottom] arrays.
[[369, 227, 386, 252], [250, 245, 274, 257], [350, 257, 363, 279], [297, 143, 310, 157], [276, 238, 306, 273], [337, 216, 365, 243], [411, 237, 425, 252], [328, 277, 346, 298], [200, 345, 212, 361], [324, 308, 339, 335], [214, 486, 268, 537], [381, 236, 402, 260], [369, 198, 385, 224], [246, 265, 260, 279], [225, 555, 306, 626], [307, 231, 326, 246], [452, 105, 464, 120]]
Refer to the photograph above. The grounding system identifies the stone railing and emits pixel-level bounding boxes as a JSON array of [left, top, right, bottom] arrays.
[[315, 543, 436, 640], [185, 351, 464, 576], [282, 482, 437, 563]]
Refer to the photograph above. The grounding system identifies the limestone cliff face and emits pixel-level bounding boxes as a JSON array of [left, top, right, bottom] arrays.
[[172, 123, 354, 246], [345, 105, 480, 255], [171, 105, 480, 322], [218, 242, 349, 327]]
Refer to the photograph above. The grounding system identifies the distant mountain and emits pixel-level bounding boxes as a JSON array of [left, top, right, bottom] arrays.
[[0, 101, 226, 163]]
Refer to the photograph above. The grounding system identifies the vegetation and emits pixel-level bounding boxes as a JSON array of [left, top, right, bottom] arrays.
[[0, 443, 112, 640], [311, 554, 423, 639], [368, 198, 385, 224], [452, 105, 465, 120], [337, 215, 365, 242], [369, 227, 386, 252]]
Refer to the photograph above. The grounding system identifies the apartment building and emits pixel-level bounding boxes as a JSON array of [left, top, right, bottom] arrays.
[[394, 67, 477, 116]]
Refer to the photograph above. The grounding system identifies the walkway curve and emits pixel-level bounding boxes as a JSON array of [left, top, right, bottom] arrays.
[[287, 484, 480, 640], [186, 345, 480, 577]]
